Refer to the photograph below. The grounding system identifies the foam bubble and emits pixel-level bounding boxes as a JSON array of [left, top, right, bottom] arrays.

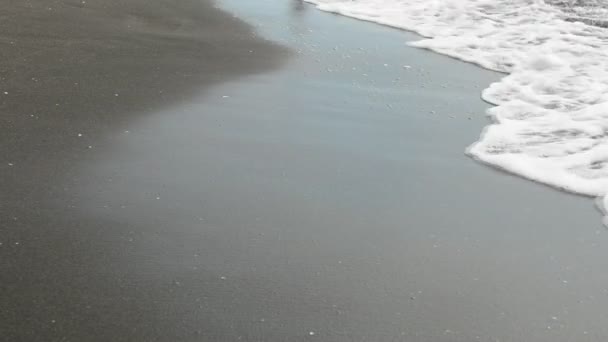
[[306, 0, 608, 223]]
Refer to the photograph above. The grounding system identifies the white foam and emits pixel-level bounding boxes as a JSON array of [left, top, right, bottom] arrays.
[[306, 0, 608, 223]]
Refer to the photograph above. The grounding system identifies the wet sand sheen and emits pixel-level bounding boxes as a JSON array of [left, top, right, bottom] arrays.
[[3, 0, 608, 341], [0, 1, 286, 340]]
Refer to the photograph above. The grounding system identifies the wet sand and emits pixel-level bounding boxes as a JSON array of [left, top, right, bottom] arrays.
[[0, 1, 286, 340], [3, 0, 608, 341]]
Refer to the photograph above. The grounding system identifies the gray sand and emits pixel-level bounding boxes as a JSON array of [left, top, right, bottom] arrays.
[[3, 0, 608, 341], [0, 0, 286, 202], [0, 0, 285, 340]]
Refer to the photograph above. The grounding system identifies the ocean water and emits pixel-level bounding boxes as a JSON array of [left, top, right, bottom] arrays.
[[548, 0, 608, 27], [305, 0, 608, 224]]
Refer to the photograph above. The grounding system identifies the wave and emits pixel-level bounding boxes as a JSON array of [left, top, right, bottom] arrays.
[[305, 0, 608, 223]]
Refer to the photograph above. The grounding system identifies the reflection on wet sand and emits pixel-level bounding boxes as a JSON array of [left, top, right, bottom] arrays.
[[292, 0, 307, 14]]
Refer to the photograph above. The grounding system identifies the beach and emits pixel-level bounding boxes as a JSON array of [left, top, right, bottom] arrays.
[[2, 0, 608, 341]]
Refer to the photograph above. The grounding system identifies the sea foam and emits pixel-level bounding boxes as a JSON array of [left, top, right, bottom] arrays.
[[305, 0, 608, 223]]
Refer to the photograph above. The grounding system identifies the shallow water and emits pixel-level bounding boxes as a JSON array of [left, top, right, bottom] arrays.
[[305, 0, 608, 226], [547, 0, 608, 27]]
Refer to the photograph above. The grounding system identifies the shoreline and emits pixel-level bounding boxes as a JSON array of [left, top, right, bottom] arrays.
[[305, 0, 608, 225], [3, 0, 608, 341]]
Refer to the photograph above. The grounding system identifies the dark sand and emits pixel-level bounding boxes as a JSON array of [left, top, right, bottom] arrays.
[[3, 0, 608, 341], [0, 1, 286, 340]]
